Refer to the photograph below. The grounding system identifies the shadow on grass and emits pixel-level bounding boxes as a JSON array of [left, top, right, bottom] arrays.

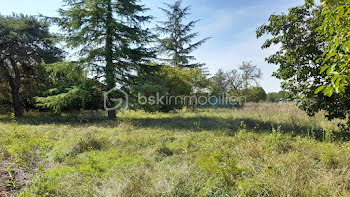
[[129, 116, 350, 142], [0, 112, 110, 125], [1, 112, 349, 142]]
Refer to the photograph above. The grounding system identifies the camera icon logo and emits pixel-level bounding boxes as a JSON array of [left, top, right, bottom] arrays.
[[104, 87, 129, 111]]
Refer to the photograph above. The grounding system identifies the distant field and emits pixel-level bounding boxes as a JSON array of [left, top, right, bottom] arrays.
[[1, 103, 350, 196]]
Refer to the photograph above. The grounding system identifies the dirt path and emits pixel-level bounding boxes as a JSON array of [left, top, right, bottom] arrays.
[[0, 162, 31, 197]]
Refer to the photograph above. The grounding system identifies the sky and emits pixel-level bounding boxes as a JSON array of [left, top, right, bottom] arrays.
[[0, 0, 306, 93]]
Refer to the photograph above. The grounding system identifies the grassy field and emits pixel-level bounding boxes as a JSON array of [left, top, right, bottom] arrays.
[[0, 103, 350, 196]]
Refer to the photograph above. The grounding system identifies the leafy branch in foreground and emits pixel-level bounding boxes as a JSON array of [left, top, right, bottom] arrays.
[[313, 0, 350, 96], [257, 4, 350, 128]]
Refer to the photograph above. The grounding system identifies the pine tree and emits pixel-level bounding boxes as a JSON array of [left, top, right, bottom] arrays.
[[157, 0, 209, 68], [0, 14, 62, 117], [57, 0, 155, 120]]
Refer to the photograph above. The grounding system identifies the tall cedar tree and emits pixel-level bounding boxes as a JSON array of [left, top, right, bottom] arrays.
[[58, 0, 155, 120], [157, 0, 209, 68], [0, 15, 61, 117]]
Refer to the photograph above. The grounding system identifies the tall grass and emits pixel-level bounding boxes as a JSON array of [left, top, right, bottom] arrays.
[[0, 103, 349, 196]]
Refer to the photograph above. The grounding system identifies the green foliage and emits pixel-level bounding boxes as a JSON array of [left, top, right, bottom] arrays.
[[210, 69, 228, 96], [0, 62, 51, 113], [35, 80, 103, 113], [313, 0, 350, 96], [266, 91, 288, 102], [246, 87, 267, 103], [0, 15, 61, 62], [0, 14, 62, 116], [44, 61, 86, 87], [159, 66, 194, 97], [133, 65, 208, 112], [257, 4, 350, 126], [210, 65, 265, 104], [35, 62, 103, 113], [57, 0, 155, 119], [157, 0, 209, 68], [0, 82, 11, 113], [229, 87, 267, 103]]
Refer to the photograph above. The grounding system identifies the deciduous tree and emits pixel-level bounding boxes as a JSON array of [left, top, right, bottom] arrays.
[[257, 4, 350, 127], [239, 61, 262, 89]]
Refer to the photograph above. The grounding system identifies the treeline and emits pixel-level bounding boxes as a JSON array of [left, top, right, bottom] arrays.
[[0, 0, 266, 119], [1, 0, 349, 127]]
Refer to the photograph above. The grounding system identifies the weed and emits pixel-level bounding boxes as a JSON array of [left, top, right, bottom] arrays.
[[0, 103, 348, 196]]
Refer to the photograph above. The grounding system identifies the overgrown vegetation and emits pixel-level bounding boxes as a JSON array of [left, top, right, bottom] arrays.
[[1, 0, 350, 195], [1, 103, 349, 196]]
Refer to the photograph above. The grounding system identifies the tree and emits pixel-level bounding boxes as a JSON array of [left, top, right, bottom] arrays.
[[228, 87, 267, 103], [225, 69, 244, 90], [210, 69, 229, 96], [210, 64, 261, 96], [0, 14, 61, 117], [0, 60, 50, 113], [257, 4, 350, 126], [57, 0, 155, 120], [133, 65, 205, 112], [157, 0, 209, 68], [246, 87, 267, 103], [188, 68, 210, 110], [266, 91, 287, 102], [239, 61, 262, 89]]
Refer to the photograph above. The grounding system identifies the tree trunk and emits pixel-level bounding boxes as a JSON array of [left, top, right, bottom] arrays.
[[0, 58, 23, 117], [105, 0, 116, 120], [108, 109, 116, 120], [11, 85, 23, 117]]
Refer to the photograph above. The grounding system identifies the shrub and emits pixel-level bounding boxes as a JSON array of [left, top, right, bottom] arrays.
[[35, 62, 104, 113], [133, 65, 207, 112]]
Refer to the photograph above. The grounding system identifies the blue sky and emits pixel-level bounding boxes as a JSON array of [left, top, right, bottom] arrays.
[[0, 0, 306, 93]]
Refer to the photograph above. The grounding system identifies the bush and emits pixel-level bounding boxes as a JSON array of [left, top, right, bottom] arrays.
[[35, 62, 104, 113], [36, 80, 103, 113], [229, 87, 267, 103], [266, 91, 287, 102], [132, 65, 207, 112]]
